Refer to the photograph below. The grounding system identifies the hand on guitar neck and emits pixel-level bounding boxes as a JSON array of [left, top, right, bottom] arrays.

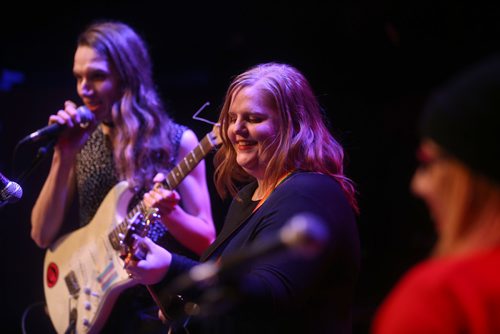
[[143, 174, 181, 215]]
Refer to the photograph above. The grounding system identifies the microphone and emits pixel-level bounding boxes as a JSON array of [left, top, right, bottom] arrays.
[[19, 106, 94, 144], [170, 213, 329, 294], [0, 172, 23, 204]]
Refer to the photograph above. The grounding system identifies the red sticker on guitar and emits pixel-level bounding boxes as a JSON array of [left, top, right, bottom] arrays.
[[46, 262, 59, 288]]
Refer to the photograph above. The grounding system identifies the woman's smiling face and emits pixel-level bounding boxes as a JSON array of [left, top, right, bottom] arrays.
[[227, 86, 278, 180]]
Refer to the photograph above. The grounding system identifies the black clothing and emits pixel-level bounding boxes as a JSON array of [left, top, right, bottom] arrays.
[[157, 172, 361, 334]]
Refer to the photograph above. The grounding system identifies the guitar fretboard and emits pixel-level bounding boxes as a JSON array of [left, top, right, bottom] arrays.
[[108, 130, 220, 250], [162, 132, 216, 190]]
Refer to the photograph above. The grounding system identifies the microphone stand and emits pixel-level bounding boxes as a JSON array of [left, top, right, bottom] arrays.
[[16, 139, 56, 186]]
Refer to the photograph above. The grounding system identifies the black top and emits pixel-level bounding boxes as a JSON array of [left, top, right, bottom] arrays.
[[158, 172, 361, 334]]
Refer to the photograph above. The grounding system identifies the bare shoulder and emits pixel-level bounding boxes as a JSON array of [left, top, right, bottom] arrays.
[[178, 128, 199, 154]]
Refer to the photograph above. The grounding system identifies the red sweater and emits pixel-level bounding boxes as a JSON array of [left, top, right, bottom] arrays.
[[373, 246, 500, 334]]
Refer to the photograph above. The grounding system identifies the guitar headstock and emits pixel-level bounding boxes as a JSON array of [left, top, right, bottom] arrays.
[[208, 123, 222, 148]]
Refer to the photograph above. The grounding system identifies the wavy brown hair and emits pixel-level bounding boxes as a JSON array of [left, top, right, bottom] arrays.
[[214, 63, 358, 212], [78, 21, 176, 190]]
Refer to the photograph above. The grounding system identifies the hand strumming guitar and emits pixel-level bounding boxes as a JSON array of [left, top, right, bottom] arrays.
[[124, 235, 172, 286]]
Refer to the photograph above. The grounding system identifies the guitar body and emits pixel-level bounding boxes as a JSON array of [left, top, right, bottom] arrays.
[[42, 126, 222, 333], [44, 181, 136, 334]]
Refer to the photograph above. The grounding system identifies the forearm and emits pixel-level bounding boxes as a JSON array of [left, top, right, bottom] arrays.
[[162, 206, 215, 256], [31, 150, 76, 248], [165, 129, 215, 255], [151, 252, 201, 301]]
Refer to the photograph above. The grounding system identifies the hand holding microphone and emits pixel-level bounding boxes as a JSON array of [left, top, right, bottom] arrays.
[[19, 103, 94, 145]]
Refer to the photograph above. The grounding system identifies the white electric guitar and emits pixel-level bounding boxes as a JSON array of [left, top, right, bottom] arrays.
[[43, 126, 221, 334]]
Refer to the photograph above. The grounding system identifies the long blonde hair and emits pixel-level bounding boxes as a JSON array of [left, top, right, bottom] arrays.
[[214, 63, 358, 212]]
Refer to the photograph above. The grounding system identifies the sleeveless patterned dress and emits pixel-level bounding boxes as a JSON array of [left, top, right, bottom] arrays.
[[75, 124, 194, 253]]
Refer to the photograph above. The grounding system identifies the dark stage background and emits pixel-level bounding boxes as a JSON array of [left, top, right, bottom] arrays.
[[1, 1, 500, 333]]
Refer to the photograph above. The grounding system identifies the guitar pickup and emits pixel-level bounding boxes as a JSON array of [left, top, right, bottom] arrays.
[[65, 271, 81, 297]]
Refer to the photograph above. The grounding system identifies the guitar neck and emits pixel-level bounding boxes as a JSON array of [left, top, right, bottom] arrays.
[[162, 131, 218, 190], [109, 130, 220, 249]]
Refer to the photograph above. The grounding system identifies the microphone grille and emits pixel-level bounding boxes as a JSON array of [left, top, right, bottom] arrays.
[[76, 106, 95, 123], [1, 181, 23, 202]]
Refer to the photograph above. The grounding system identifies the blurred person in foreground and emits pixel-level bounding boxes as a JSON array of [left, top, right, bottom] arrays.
[[373, 55, 500, 333]]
